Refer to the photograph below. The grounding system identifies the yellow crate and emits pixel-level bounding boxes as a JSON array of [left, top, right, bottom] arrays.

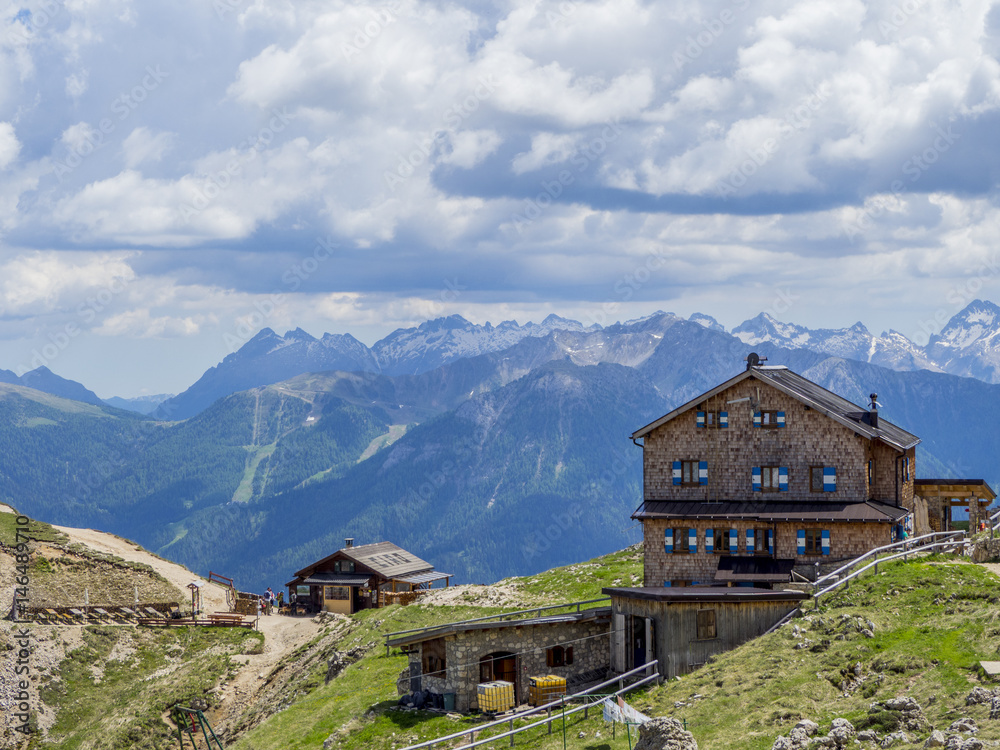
[[477, 680, 515, 713], [528, 675, 567, 706]]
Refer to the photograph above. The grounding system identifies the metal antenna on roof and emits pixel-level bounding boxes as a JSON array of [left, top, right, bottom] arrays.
[[745, 352, 766, 371]]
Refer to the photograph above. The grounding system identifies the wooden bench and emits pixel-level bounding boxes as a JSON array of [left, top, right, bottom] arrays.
[[207, 612, 248, 627]]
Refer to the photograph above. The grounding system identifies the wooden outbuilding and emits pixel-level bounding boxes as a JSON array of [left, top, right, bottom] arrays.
[[285, 540, 451, 615], [602, 587, 807, 678]]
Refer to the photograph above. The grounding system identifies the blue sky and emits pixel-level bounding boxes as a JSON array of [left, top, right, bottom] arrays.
[[1, 0, 1000, 397]]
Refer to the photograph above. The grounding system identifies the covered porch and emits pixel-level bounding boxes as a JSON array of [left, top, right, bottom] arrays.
[[913, 479, 997, 535]]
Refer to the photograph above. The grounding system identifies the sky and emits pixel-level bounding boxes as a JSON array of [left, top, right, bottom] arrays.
[[1, 0, 1000, 397]]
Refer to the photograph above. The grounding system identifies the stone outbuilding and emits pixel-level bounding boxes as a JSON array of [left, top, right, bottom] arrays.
[[387, 608, 611, 712]]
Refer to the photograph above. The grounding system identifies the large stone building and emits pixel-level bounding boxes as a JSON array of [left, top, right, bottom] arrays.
[[603, 354, 994, 680], [628, 356, 921, 587]]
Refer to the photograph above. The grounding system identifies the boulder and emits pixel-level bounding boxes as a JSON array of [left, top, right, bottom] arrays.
[[960, 740, 983, 750], [924, 731, 946, 748], [948, 718, 978, 734], [879, 732, 910, 747], [857, 730, 878, 742], [795, 720, 820, 737], [828, 718, 855, 747], [990, 696, 1000, 721], [634, 717, 698, 750], [965, 687, 995, 706], [874, 697, 928, 731]]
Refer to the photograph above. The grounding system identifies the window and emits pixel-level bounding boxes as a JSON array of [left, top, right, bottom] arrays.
[[682, 461, 698, 486], [810, 466, 825, 493], [296, 585, 310, 596], [760, 466, 781, 492], [675, 528, 692, 553], [546, 646, 574, 667], [756, 410, 785, 428], [696, 609, 717, 640], [333, 560, 356, 573], [752, 528, 769, 554], [696, 410, 727, 428], [422, 638, 447, 677], [710, 528, 726, 554], [325, 586, 349, 600], [868, 459, 875, 489], [805, 530, 823, 554], [674, 460, 707, 486]]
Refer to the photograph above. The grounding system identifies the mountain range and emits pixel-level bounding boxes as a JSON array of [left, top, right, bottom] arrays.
[[5, 300, 1000, 593]]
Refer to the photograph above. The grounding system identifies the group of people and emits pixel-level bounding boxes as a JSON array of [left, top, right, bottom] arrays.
[[256, 587, 283, 616]]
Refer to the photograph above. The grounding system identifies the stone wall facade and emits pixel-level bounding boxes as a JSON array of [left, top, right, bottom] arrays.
[[639, 373, 914, 585], [408, 618, 610, 713], [642, 377, 916, 506], [642, 518, 893, 585]]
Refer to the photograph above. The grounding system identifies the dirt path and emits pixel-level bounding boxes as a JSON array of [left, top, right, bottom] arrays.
[[978, 562, 1000, 579], [41, 517, 325, 724]]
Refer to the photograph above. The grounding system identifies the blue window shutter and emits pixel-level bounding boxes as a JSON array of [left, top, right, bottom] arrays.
[[689, 528, 697, 553], [777, 411, 786, 427], [719, 411, 728, 428], [753, 411, 762, 427], [746, 528, 754, 552], [823, 466, 837, 492], [699, 461, 708, 486], [664, 528, 673, 554], [797, 529, 806, 555], [778, 466, 789, 491], [768, 529, 774, 555], [696, 411, 706, 428], [663, 581, 672, 587], [752, 466, 762, 492], [706, 528, 714, 553], [672, 461, 682, 486], [729, 529, 738, 553], [822, 530, 831, 555]]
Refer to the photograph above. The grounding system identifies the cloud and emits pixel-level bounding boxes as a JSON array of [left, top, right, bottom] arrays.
[[0, 122, 21, 169], [94, 307, 201, 337], [121, 126, 173, 168], [0, 251, 136, 316], [511, 132, 580, 174]]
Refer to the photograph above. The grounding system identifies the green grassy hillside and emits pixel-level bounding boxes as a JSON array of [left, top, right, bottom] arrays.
[[231, 553, 1000, 750]]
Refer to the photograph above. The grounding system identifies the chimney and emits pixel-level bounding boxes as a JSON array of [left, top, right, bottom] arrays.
[[868, 393, 879, 429], [344, 538, 354, 549]]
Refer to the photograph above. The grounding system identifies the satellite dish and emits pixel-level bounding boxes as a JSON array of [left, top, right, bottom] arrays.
[[746, 352, 760, 368]]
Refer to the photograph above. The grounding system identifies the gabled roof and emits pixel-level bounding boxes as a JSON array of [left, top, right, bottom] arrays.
[[631, 365, 920, 451], [294, 541, 433, 579]]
